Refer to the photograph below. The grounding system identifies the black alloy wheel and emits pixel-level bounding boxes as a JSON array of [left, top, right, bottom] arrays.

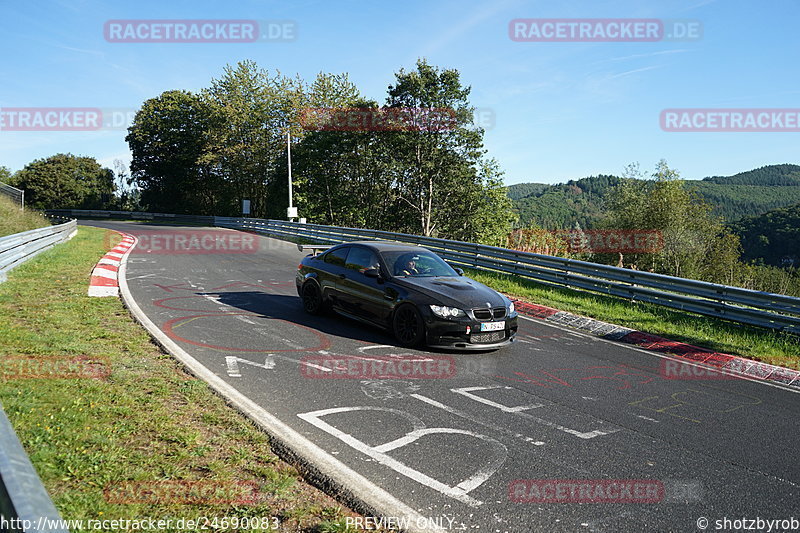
[[393, 304, 425, 347], [302, 281, 325, 315]]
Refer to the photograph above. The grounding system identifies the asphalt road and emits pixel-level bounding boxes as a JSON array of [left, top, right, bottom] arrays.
[[86, 221, 800, 532]]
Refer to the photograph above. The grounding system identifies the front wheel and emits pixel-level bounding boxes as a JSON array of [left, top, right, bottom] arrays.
[[392, 304, 425, 347], [301, 281, 326, 315]]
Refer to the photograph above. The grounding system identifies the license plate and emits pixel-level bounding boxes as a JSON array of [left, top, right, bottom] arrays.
[[480, 321, 505, 332]]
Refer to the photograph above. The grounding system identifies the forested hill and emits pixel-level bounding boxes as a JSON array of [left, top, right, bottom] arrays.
[[700, 163, 800, 185], [508, 175, 621, 229], [509, 164, 800, 228], [730, 202, 800, 267]]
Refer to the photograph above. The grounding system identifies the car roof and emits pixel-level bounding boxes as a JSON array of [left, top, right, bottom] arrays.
[[331, 240, 428, 253]]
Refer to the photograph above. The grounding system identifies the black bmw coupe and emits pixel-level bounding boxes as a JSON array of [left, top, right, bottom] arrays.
[[295, 241, 518, 350]]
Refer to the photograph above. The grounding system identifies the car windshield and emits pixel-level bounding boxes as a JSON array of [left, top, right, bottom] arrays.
[[381, 250, 458, 277]]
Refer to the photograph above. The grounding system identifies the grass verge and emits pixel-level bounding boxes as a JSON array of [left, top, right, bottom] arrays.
[[0, 226, 360, 531], [467, 268, 800, 370], [0, 195, 51, 236]]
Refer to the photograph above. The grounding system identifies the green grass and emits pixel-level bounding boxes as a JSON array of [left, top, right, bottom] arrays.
[[467, 268, 800, 370], [0, 195, 51, 236], [0, 226, 361, 532]]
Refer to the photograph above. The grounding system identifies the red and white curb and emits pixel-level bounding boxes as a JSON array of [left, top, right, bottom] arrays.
[[88, 233, 135, 297], [512, 299, 800, 389]]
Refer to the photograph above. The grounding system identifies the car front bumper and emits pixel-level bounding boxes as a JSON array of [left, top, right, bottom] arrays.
[[423, 313, 519, 350]]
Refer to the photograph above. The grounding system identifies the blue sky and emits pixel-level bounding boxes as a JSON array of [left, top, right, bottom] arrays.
[[1, 0, 798, 185]]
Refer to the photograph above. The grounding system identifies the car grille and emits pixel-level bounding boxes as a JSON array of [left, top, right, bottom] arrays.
[[470, 331, 506, 344], [472, 307, 506, 320]]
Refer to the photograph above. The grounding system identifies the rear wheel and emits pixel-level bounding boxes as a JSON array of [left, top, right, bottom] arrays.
[[393, 304, 425, 347], [301, 281, 326, 315]]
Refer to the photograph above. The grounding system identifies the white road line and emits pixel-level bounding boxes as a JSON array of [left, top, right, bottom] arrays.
[[452, 386, 621, 440], [298, 406, 508, 508], [411, 393, 546, 446]]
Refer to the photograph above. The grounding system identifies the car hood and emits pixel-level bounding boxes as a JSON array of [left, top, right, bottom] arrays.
[[394, 276, 509, 309]]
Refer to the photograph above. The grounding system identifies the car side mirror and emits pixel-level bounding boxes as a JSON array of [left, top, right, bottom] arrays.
[[364, 268, 381, 279], [454, 268, 464, 276]]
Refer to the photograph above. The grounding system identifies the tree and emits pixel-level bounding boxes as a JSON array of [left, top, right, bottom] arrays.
[[269, 73, 380, 224], [604, 159, 741, 281], [383, 59, 515, 241], [0, 166, 11, 183], [12, 153, 114, 209], [126, 90, 219, 214], [293, 101, 394, 227], [111, 159, 142, 211], [203, 60, 306, 218], [438, 158, 517, 245], [123, 59, 516, 244]]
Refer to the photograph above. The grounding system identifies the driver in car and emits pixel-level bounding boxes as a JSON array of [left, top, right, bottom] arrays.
[[399, 255, 422, 276], [401, 258, 420, 276]]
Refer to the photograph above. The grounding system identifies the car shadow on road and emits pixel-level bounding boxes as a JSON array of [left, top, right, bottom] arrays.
[[204, 290, 407, 349]]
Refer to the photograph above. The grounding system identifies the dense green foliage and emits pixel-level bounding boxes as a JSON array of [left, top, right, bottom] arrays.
[[126, 59, 516, 244], [506, 182, 549, 201], [730, 203, 800, 267], [688, 182, 800, 221], [10, 153, 115, 210], [511, 175, 622, 228], [510, 164, 800, 229], [603, 161, 741, 282], [701, 163, 800, 185], [126, 90, 218, 214]]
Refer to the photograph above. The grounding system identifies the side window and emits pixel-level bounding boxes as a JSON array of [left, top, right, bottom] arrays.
[[345, 247, 379, 272], [323, 246, 350, 267]]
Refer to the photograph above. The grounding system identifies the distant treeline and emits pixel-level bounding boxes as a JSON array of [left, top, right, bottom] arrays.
[[509, 164, 800, 229]]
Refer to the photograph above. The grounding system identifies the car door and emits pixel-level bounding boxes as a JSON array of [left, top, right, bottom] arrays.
[[318, 245, 350, 307], [338, 246, 393, 324]]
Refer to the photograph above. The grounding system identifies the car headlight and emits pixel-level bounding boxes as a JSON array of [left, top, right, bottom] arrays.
[[508, 301, 515, 315], [429, 305, 465, 318]]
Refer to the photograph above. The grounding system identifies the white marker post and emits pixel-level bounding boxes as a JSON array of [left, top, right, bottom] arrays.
[[286, 130, 297, 221]]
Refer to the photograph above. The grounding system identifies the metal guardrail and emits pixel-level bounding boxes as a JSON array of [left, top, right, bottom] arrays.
[[0, 221, 77, 283], [0, 221, 76, 530], [46, 209, 214, 225], [0, 405, 68, 533], [215, 217, 800, 335], [43, 210, 800, 334]]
